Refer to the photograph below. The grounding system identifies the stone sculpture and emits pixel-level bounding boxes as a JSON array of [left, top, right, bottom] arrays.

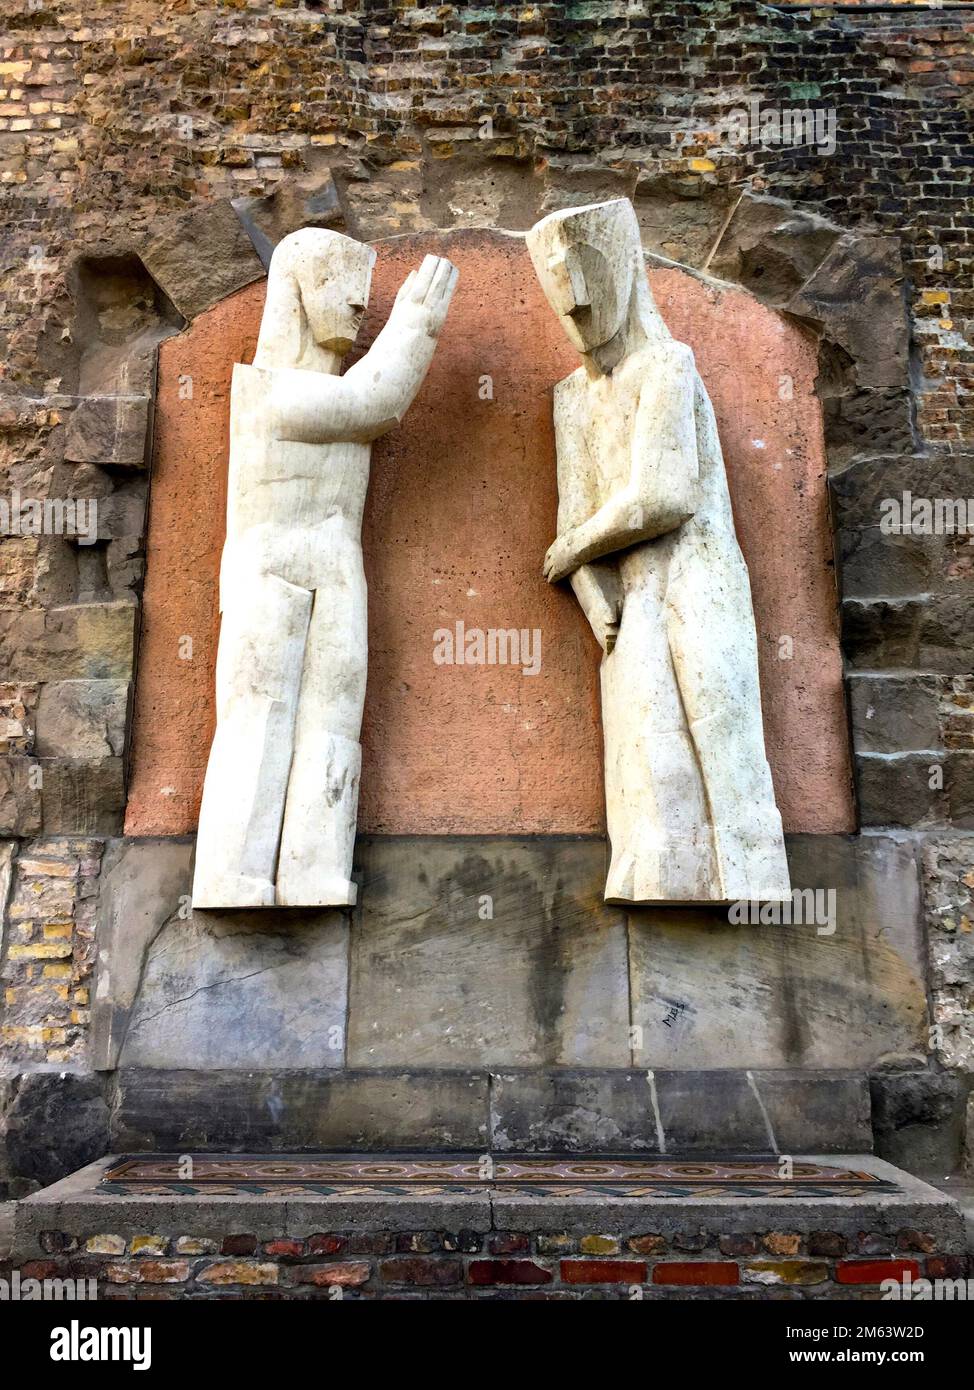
[[527, 199, 790, 905], [193, 229, 458, 908]]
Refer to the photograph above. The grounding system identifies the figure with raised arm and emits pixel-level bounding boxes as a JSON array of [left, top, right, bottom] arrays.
[[193, 230, 458, 908]]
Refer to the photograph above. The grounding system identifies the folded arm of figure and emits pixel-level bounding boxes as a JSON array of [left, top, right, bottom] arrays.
[[269, 257, 458, 445], [544, 345, 700, 583]]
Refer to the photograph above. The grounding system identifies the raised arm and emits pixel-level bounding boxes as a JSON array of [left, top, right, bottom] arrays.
[[543, 343, 700, 583], [270, 256, 458, 445]]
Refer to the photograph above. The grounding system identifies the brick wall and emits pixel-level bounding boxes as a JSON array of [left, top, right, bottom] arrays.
[[4, 1222, 968, 1300]]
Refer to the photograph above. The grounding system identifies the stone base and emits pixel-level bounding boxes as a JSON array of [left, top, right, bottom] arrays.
[[110, 1067, 872, 1155], [9, 1154, 966, 1301]]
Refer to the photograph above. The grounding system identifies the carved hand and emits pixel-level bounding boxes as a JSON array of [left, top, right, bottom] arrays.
[[542, 531, 578, 584], [392, 254, 459, 339]]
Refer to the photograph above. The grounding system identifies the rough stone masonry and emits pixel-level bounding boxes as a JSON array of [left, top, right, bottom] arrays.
[[0, 0, 972, 1253]]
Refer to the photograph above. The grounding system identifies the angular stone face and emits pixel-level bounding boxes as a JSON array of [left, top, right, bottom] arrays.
[[627, 835, 928, 1070], [112, 1070, 490, 1152], [848, 674, 940, 756], [346, 837, 630, 1068]]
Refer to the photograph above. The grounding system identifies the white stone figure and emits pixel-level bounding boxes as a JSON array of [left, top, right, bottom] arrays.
[[527, 199, 790, 905], [192, 230, 458, 908]]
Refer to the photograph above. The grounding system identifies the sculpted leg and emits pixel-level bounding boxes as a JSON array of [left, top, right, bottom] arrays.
[[602, 574, 716, 903], [276, 568, 368, 907], [666, 539, 790, 901], [192, 571, 313, 908]]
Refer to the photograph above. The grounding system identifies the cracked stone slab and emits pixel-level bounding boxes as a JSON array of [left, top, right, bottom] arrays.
[[94, 839, 349, 1070]]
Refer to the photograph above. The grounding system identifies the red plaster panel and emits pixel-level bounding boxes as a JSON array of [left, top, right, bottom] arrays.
[[124, 229, 854, 837]]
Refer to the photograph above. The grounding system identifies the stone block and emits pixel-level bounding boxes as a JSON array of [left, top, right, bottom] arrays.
[[0, 1072, 110, 1193], [839, 526, 941, 601], [112, 1070, 490, 1151], [35, 680, 130, 759], [946, 751, 974, 827], [0, 757, 41, 835], [39, 757, 125, 834], [0, 602, 137, 682], [140, 200, 265, 321], [920, 594, 974, 677], [855, 754, 945, 828], [842, 597, 923, 671], [92, 838, 196, 1070], [94, 839, 349, 1070], [652, 1071, 772, 1152], [63, 395, 150, 467], [489, 1072, 662, 1152], [627, 835, 927, 1069], [708, 192, 841, 305], [848, 674, 940, 755], [829, 453, 974, 533], [347, 837, 630, 1068], [749, 1072, 872, 1153], [119, 908, 349, 1070], [788, 235, 909, 390], [823, 389, 915, 465], [870, 1070, 967, 1175]]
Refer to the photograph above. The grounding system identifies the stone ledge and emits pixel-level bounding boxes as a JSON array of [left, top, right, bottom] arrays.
[[10, 1154, 965, 1301], [109, 1067, 871, 1155]]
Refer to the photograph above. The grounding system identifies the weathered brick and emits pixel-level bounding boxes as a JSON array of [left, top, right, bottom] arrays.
[[579, 1234, 621, 1256], [652, 1262, 739, 1287], [308, 1233, 347, 1256], [129, 1236, 169, 1257], [469, 1259, 553, 1286], [762, 1232, 801, 1257], [488, 1232, 530, 1255], [221, 1234, 258, 1256], [744, 1260, 830, 1286], [378, 1257, 462, 1287], [292, 1262, 371, 1288], [561, 1259, 646, 1286], [84, 1235, 125, 1256], [197, 1261, 279, 1287], [263, 1239, 304, 1259], [808, 1231, 849, 1258], [836, 1259, 921, 1285]]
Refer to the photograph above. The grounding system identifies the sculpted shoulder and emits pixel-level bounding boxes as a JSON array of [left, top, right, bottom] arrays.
[[553, 364, 588, 402]]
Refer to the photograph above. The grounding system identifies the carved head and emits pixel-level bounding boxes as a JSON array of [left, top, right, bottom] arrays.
[[267, 227, 376, 357], [526, 199, 643, 355]]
